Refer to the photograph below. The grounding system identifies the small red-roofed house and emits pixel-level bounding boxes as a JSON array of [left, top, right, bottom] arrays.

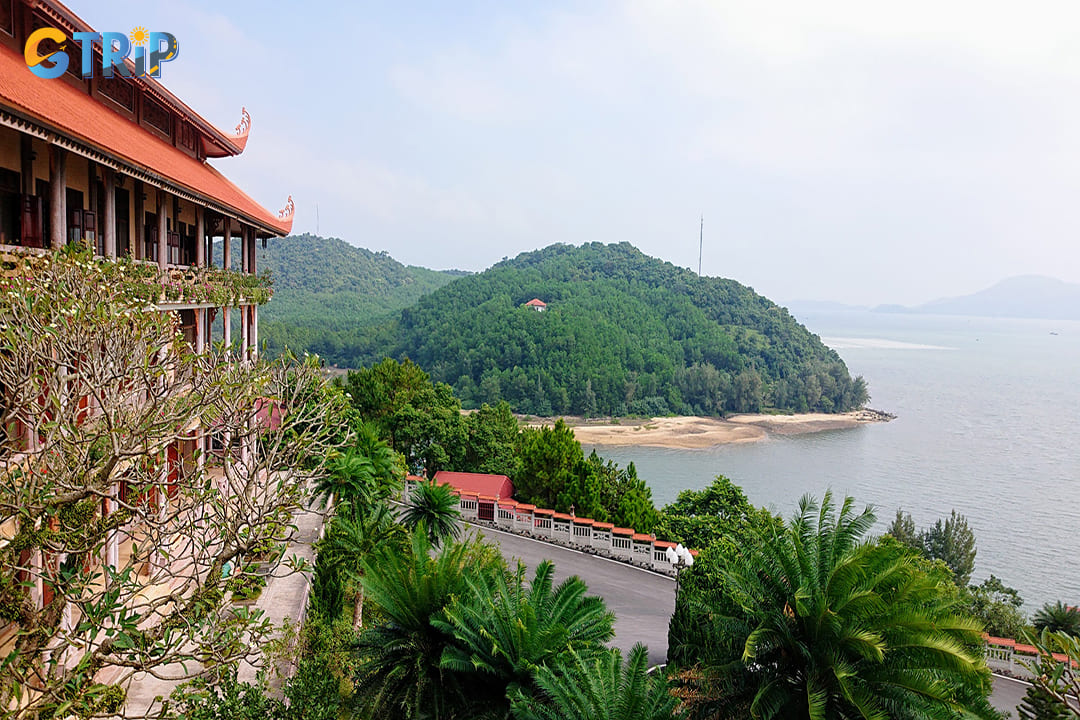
[[524, 298, 547, 312], [433, 471, 514, 504]]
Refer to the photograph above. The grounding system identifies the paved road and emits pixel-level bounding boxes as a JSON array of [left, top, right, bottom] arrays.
[[471, 526, 675, 666], [473, 524, 1025, 715]]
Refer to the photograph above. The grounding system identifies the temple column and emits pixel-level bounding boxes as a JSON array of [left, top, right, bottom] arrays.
[[20, 136, 33, 195], [48, 145, 66, 249], [133, 180, 144, 260], [222, 217, 231, 270], [240, 305, 250, 364], [195, 307, 205, 355], [103, 169, 116, 259], [195, 205, 205, 267], [249, 232, 256, 274], [223, 307, 231, 354], [156, 190, 167, 269], [240, 224, 248, 276], [252, 305, 259, 360]]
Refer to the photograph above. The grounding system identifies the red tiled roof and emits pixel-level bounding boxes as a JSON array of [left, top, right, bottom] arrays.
[[533, 508, 554, 516], [985, 636, 1016, 647], [515, 504, 536, 511], [572, 517, 595, 525], [592, 522, 614, 529], [477, 494, 497, 502], [552, 513, 573, 521], [632, 533, 654, 542], [434, 471, 514, 499], [524, 298, 547, 307], [0, 43, 292, 235], [498, 499, 519, 508], [612, 527, 633, 535], [406, 474, 426, 482], [654, 540, 675, 549]]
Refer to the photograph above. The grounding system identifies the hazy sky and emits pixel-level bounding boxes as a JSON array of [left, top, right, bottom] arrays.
[[87, 1, 1080, 305]]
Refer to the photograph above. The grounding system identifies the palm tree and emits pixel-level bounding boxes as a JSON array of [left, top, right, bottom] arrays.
[[691, 491, 996, 719], [510, 643, 682, 720], [313, 421, 399, 509], [401, 479, 462, 548], [436, 560, 615, 711], [1034, 602, 1080, 637], [353, 528, 503, 720], [314, 449, 377, 509], [317, 500, 399, 630]]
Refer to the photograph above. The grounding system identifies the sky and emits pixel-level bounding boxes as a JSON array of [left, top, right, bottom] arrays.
[[84, 1, 1080, 306]]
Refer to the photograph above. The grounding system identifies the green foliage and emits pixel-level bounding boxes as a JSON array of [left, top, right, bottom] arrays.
[[224, 234, 460, 362], [167, 673, 287, 720], [436, 560, 616, 714], [889, 508, 978, 587], [965, 575, 1028, 639], [349, 242, 868, 416], [353, 529, 505, 719], [225, 565, 266, 601], [509, 644, 683, 720], [1018, 666, 1072, 720], [342, 357, 468, 475], [655, 475, 779, 551], [464, 401, 523, 477], [1023, 629, 1080, 719], [670, 491, 996, 719], [1034, 601, 1080, 637], [402, 480, 463, 549], [514, 424, 658, 531], [515, 419, 584, 511]]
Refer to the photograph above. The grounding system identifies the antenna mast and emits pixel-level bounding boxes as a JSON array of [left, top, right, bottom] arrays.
[[698, 214, 703, 275]]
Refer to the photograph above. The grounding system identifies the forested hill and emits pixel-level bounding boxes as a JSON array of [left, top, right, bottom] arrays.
[[357, 242, 868, 416], [216, 234, 464, 361]]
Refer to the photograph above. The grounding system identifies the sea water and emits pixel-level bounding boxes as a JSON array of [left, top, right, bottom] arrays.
[[588, 311, 1080, 611]]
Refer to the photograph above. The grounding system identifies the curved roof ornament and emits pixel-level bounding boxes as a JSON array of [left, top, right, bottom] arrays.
[[276, 195, 295, 233], [232, 107, 251, 152]]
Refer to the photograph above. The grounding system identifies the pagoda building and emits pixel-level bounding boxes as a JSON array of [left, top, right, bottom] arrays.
[[0, 0, 293, 638]]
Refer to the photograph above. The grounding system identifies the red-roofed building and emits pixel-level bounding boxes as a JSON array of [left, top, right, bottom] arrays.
[[434, 471, 514, 500], [524, 298, 547, 312]]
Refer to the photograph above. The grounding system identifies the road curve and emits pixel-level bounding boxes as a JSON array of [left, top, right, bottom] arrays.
[[471, 523, 1023, 715], [470, 525, 674, 666]]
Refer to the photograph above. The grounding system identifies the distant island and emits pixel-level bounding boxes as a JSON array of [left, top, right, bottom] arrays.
[[873, 275, 1080, 321]]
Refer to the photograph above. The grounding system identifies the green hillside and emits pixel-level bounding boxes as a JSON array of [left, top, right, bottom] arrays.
[[215, 234, 463, 362], [356, 242, 868, 416]]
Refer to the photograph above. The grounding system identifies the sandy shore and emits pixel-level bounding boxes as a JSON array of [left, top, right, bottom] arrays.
[[528, 410, 893, 449]]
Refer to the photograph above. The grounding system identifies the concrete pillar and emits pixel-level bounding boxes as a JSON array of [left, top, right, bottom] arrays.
[[240, 306, 250, 364], [156, 190, 167, 269], [195, 205, 205, 267], [240, 224, 248, 275], [251, 305, 258, 360], [223, 306, 231, 354], [103, 169, 116, 259], [133, 180, 143, 260], [195, 307, 205, 355], [221, 217, 231, 271], [48, 145, 66, 249], [249, 233, 256, 273]]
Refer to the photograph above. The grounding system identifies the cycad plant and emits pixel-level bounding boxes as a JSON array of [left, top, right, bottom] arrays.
[[401, 479, 463, 548], [701, 491, 996, 719], [353, 528, 502, 720], [510, 643, 683, 720], [1034, 601, 1080, 637], [436, 560, 615, 711]]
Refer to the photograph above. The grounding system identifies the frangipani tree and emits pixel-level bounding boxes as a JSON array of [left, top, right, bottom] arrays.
[[0, 249, 348, 719]]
